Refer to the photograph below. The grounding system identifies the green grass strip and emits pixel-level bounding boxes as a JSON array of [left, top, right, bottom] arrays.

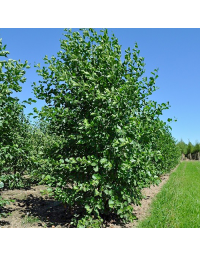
[[138, 161, 200, 228]]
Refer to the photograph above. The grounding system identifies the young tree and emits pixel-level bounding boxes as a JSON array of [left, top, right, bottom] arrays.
[[33, 29, 180, 227]]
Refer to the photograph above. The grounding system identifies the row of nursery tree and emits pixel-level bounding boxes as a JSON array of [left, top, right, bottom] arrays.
[[0, 29, 181, 227], [177, 140, 200, 155]]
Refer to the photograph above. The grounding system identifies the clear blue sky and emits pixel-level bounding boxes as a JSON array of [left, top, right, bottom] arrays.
[[0, 28, 199, 144]]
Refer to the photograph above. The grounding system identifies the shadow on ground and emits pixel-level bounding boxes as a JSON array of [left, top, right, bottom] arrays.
[[0, 191, 131, 228], [0, 194, 75, 228]]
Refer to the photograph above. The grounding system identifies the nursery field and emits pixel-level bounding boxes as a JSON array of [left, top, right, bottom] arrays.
[[0, 29, 181, 227], [138, 161, 200, 228]]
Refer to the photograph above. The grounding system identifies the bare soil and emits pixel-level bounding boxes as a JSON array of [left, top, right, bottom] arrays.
[[0, 166, 178, 228], [0, 185, 74, 228]]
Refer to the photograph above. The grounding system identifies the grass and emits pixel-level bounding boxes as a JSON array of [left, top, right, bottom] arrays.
[[138, 161, 200, 228], [22, 215, 40, 225]]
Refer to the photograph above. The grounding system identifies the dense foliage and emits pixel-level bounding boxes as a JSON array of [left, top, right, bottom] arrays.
[[32, 29, 180, 227]]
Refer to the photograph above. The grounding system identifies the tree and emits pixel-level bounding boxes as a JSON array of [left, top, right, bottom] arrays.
[[177, 139, 187, 155], [33, 28, 180, 227], [187, 141, 194, 155], [193, 141, 200, 154], [0, 38, 32, 185]]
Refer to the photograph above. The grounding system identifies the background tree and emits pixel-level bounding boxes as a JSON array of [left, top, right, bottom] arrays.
[[177, 139, 187, 155], [0, 38, 33, 188], [193, 141, 200, 154], [187, 141, 194, 155]]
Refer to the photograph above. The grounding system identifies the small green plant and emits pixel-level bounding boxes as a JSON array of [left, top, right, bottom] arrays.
[[40, 188, 53, 197], [0, 181, 14, 218], [0, 196, 10, 208], [0, 173, 27, 189], [71, 214, 104, 228], [0, 182, 8, 208], [22, 215, 40, 225]]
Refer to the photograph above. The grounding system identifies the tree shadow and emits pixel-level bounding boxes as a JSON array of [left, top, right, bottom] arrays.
[[0, 207, 12, 227], [17, 195, 135, 228], [0, 206, 13, 227], [15, 194, 75, 227], [101, 212, 129, 228], [1, 193, 134, 228]]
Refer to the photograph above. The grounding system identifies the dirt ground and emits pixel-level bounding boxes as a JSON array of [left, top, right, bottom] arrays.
[[0, 166, 178, 228]]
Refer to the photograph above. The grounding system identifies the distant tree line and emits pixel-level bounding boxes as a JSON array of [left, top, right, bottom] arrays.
[[177, 140, 200, 156]]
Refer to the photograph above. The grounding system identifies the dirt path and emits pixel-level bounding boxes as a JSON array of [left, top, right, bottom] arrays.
[[0, 165, 179, 228]]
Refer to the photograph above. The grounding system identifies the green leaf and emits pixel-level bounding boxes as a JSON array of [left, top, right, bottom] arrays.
[[85, 204, 93, 213], [108, 199, 115, 208], [117, 208, 123, 214], [94, 166, 99, 172], [59, 159, 64, 164], [70, 158, 77, 164], [94, 189, 99, 196], [0, 182, 4, 189], [119, 138, 125, 143], [91, 162, 97, 166], [100, 158, 107, 164], [92, 174, 101, 180]]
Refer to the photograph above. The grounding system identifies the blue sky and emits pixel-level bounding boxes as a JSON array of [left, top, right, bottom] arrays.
[[0, 28, 199, 144]]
